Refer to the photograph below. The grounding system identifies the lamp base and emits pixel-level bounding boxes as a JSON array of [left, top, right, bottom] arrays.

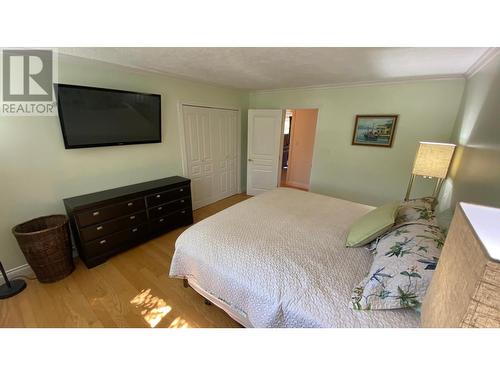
[[0, 279, 26, 299], [404, 174, 416, 201]]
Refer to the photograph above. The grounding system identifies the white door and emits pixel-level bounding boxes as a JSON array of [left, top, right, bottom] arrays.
[[183, 105, 215, 209], [247, 109, 283, 196], [211, 108, 239, 201], [182, 105, 240, 209]]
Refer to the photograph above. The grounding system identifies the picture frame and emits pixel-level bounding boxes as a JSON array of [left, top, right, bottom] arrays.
[[351, 115, 399, 147]]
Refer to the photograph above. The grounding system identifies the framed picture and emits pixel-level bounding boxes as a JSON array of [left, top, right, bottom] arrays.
[[352, 115, 399, 147]]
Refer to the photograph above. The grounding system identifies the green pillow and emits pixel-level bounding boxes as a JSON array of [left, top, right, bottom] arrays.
[[346, 202, 400, 247]]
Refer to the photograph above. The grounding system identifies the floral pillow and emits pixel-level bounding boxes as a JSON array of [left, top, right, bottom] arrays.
[[396, 197, 437, 226], [408, 196, 437, 209], [351, 223, 445, 311]]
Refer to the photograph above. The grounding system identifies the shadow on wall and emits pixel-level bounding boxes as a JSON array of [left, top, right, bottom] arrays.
[[439, 52, 500, 212]]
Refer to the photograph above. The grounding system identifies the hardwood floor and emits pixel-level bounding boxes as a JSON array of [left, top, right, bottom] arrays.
[[0, 194, 251, 328]]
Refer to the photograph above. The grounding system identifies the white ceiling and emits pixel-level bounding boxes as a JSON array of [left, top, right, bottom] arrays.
[[59, 47, 490, 90]]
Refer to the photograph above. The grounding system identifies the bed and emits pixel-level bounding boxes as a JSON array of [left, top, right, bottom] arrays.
[[169, 188, 420, 328]]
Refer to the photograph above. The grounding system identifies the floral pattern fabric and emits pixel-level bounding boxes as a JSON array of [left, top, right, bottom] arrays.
[[351, 222, 444, 311], [396, 197, 438, 227], [407, 196, 437, 209]]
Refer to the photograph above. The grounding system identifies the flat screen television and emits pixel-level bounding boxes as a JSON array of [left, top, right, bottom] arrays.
[[55, 84, 161, 149]]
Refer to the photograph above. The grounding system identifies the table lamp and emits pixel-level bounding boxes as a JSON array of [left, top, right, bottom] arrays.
[[405, 141, 456, 201]]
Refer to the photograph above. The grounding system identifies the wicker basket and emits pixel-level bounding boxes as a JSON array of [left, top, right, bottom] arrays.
[[12, 215, 74, 283]]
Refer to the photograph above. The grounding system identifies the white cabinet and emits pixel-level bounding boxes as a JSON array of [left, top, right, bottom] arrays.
[[181, 105, 240, 209]]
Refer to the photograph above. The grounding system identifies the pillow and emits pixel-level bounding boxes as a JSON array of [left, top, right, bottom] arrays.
[[350, 223, 445, 311], [346, 202, 400, 247], [396, 197, 437, 226], [406, 196, 437, 210]]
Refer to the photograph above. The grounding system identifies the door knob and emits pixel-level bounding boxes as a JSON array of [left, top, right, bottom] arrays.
[[248, 158, 253, 162]]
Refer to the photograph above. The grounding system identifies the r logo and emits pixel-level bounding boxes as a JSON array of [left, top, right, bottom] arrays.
[[2, 49, 53, 102]]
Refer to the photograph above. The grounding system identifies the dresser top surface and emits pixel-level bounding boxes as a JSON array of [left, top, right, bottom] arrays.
[[63, 176, 190, 211], [460, 202, 500, 262]]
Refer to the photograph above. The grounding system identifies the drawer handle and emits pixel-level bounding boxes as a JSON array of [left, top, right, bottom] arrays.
[[156, 194, 161, 198], [93, 211, 100, 216], [158, 207, 163, 211], [180, 199, 185, 203], [127, 202, 134, 207], [130, 215, 136, 220], [96, 226, 103, 231], [180, 188, 184, 192], [132, 228, 138, 233], [100, 239, 107, 245], [159, 218, 165, 223], [181, 210, 186, 214]]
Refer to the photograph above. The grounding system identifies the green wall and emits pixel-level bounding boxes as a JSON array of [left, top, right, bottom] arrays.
[[249, 79, 465, 206], [0, 54, 248, 270], [439, 53, 500, 212], [2, 53, 485, 273]]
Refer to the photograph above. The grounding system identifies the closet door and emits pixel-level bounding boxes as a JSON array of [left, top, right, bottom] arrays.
[[211, 108, 239, 201], [182, 105, 240, 209], [228, 110, 239, 196], [183, 106, 216, 209]]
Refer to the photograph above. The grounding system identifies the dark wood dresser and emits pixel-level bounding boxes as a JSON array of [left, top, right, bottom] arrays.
[[63, 176, 193, 268]]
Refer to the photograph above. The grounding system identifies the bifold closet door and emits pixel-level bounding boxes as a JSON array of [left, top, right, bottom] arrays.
[[183, 106, 215, 209], [210, 108, 239, 202], [182, 105, 239, 210]]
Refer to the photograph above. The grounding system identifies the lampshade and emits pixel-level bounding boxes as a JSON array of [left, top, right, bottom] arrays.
[[412, 142, 456, 179], [422, 202, 500, 328]]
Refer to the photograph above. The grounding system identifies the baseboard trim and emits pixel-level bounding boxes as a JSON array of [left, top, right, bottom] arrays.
[[1, 250, 78, 284], [0, 263, 34, 284]]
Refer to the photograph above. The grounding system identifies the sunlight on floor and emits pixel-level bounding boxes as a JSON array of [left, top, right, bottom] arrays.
[[130, 288, 172, 328], [169, 316, 190, 328]]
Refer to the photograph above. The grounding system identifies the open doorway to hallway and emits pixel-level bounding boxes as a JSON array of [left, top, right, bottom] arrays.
[[279, 108, 318, 191]]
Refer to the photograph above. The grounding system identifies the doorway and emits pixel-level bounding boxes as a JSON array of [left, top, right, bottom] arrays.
[[279, 109, 318, 191]]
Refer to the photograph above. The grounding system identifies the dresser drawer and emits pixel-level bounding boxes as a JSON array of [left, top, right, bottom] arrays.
[[80, 210, 147, 242], [146, 184, 190, 207], [148, 197, 191, 219], [76, 198, 146, 227], [83, 223, 148, 258], [151, 209, 192, 233]]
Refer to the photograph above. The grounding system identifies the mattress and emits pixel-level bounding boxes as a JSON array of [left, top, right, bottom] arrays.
[[169, 188, 420, 328]]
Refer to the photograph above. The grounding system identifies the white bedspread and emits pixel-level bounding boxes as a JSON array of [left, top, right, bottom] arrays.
[[169, 188, 420, 328]]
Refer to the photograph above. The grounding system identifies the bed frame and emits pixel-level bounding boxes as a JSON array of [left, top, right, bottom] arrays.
[[182, 277, 252, 327]]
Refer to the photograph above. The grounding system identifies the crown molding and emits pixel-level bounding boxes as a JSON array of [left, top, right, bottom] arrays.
[[250, 75, 465, 95], [58, 49, 488, 93], [465, 47, 500, 78], [57, 51, 246, 92]]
